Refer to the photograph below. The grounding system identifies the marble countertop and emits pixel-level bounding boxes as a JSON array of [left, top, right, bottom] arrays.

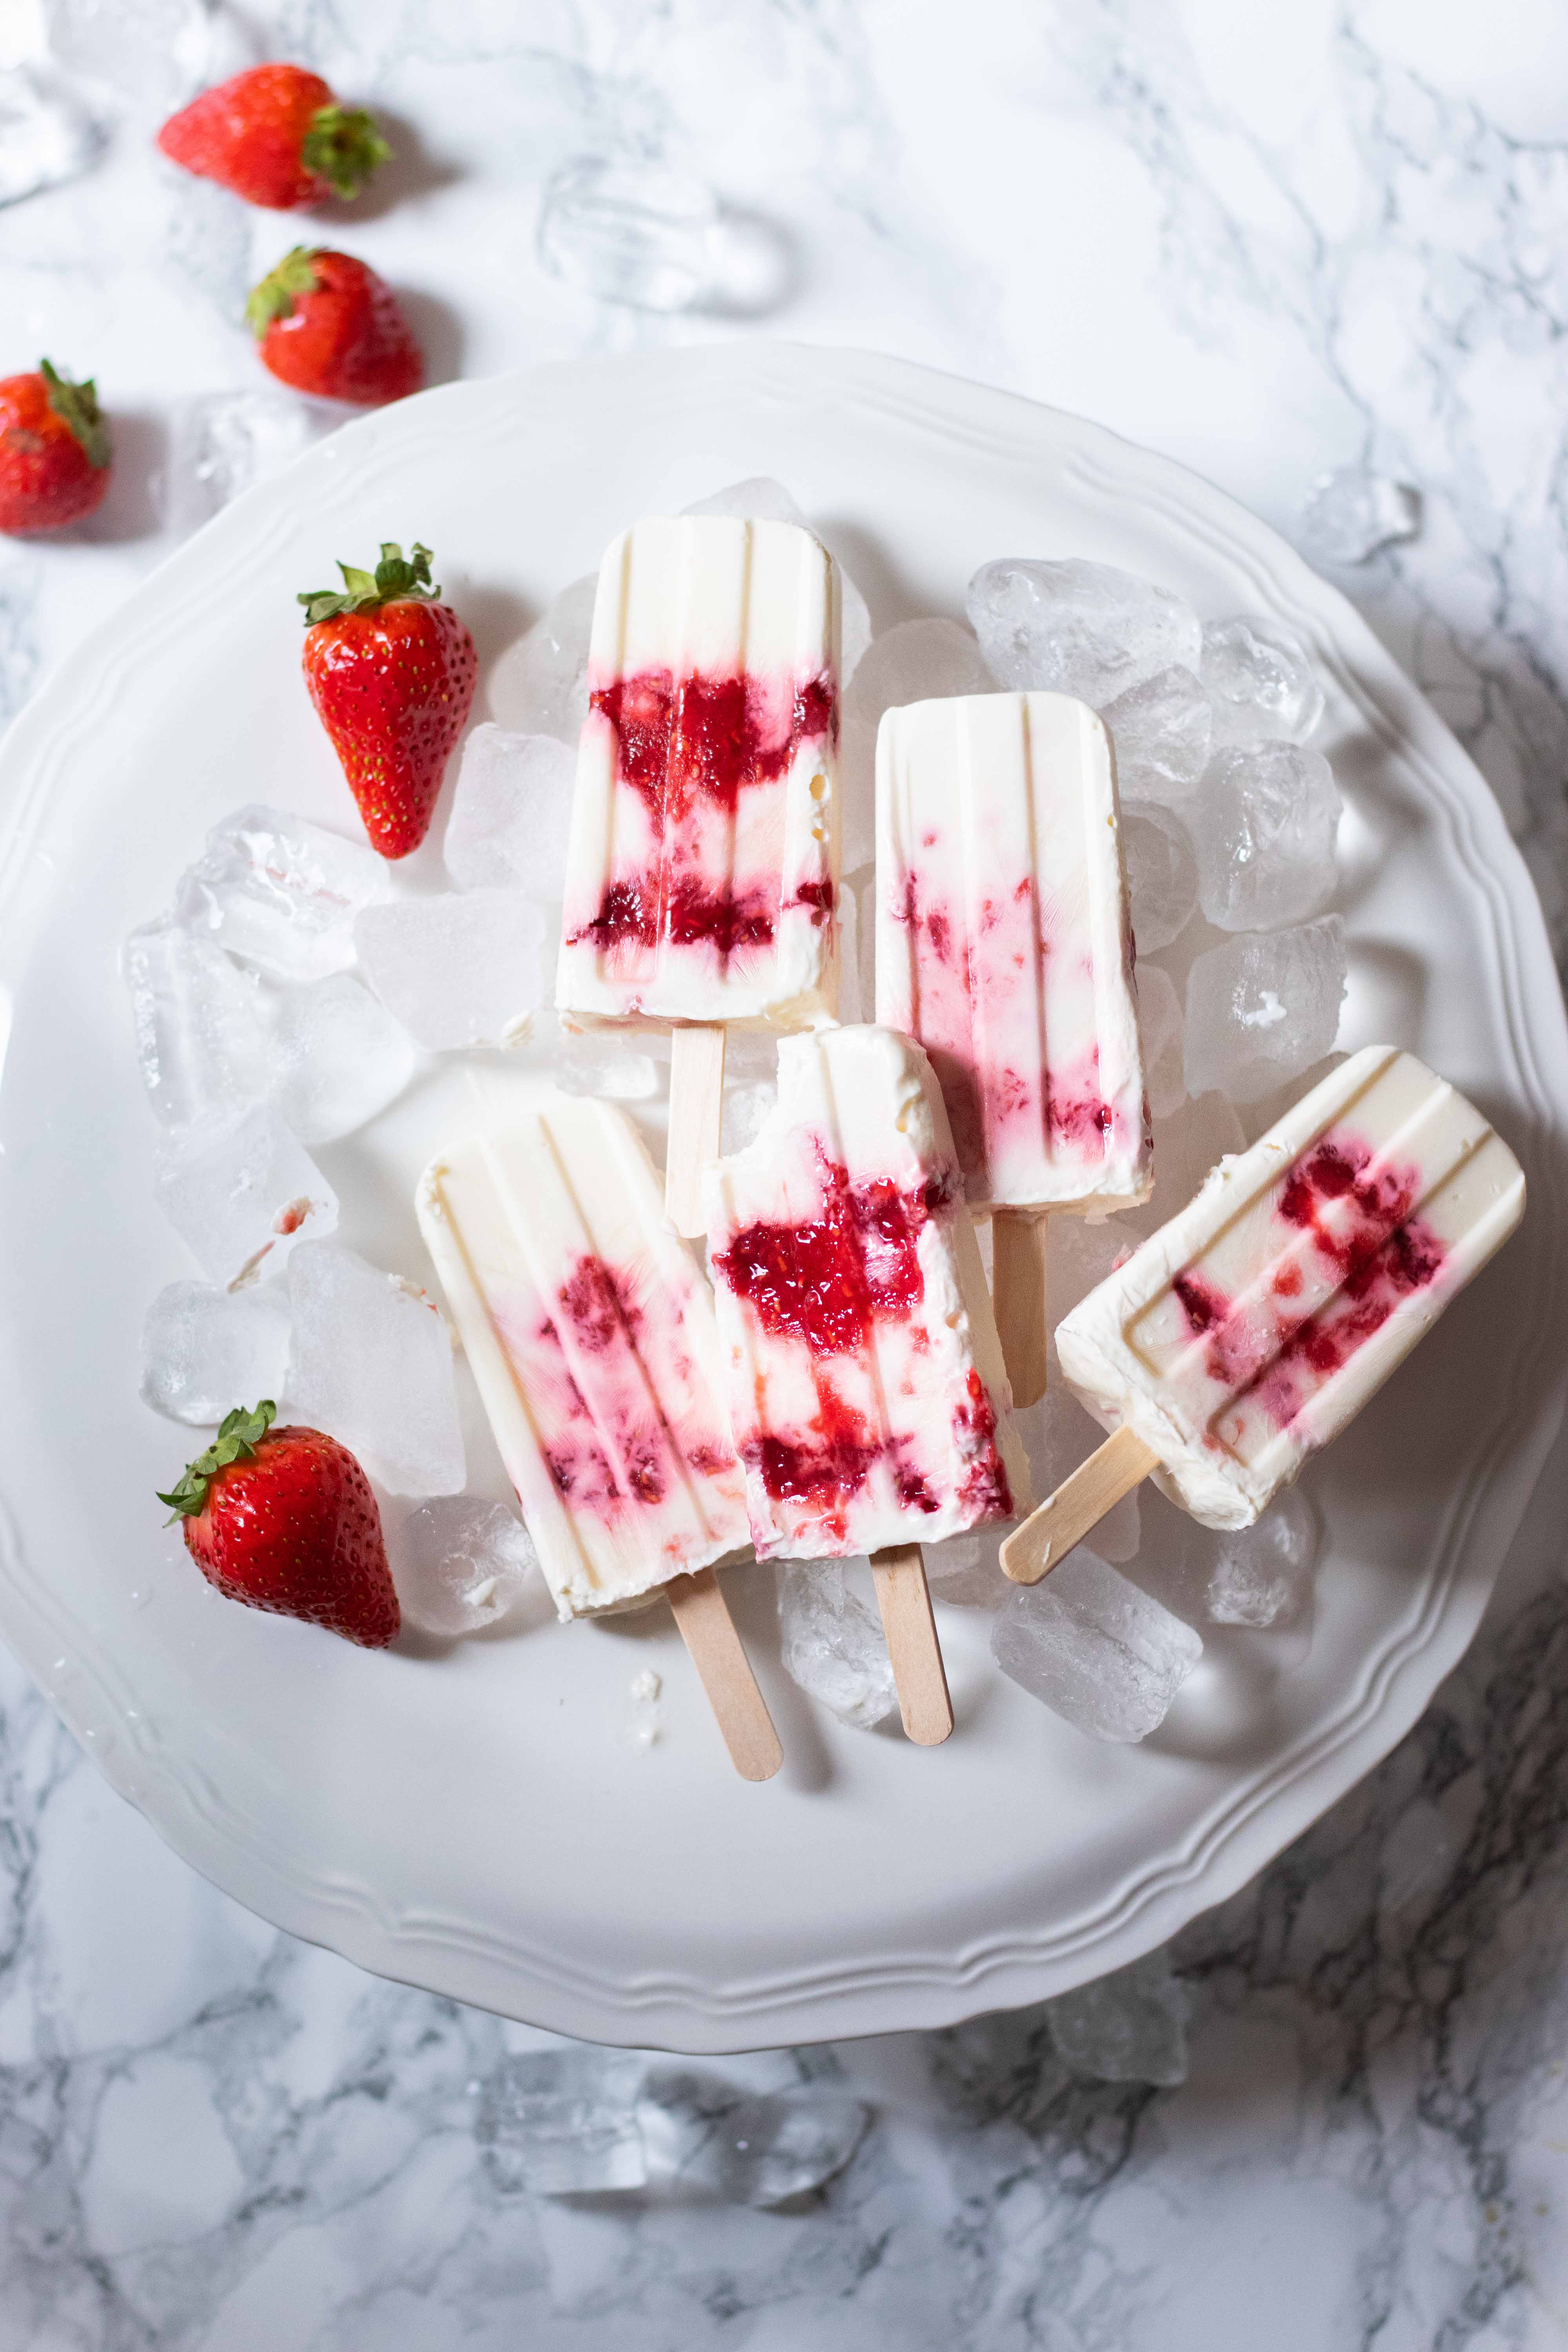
[[5, 0, 1568, 2342]]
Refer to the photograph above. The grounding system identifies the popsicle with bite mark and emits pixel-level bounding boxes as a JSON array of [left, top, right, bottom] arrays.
[[1000, 1045, 1525, 1584], [704, 1024, 1033, 1744]]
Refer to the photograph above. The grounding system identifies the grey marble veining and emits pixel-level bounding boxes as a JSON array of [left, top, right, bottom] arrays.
[[4, 0, 1568, 2343]]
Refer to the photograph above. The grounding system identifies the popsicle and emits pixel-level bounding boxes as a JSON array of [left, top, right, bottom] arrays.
[[876, 690, 1151, 1407], [416, 1096, 782, 1780], [556, 513, 842, 1237], [1001, 1045, 1525, 1583], [704, 1024, 1033, 1743]]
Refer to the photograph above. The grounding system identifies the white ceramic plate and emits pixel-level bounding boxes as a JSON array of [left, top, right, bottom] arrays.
[[2, 345, 1564, 2054]]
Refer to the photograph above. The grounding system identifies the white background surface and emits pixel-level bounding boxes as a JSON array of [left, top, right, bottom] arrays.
[[5, 1, 1568, 2344]]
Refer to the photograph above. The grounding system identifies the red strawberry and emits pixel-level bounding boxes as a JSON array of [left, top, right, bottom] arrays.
[[0, 361, 111, 535], [159, 1401, 400, 1650], [156, 63, 390, 210], [247, 246, 422, 406], [299, 541, 477, 858]]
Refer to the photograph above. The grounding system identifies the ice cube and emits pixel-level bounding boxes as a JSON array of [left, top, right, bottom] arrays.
[[0, 548, 40, 724], [0, 65, 104, 205], [1117, 1091, 1247, 1245], [1301, 466, 1421, 567], [156, 1105, 337, 1287], [924, 1532, 1004, 1610], [1123, 802, 1198, 953], [174, 804, 390, 983], [124, 921, 273, 1134], [556, 1038, 661, 1100], [991, 1550, 1203, 1742], [386, 1496, 539, 1636], [1045, 1950, 1190, 2086], [489, 574, 595, 744], [841, 619, 994, 869], [354, 892, 548, 1051], [139, 1279, 291, 1426], [684, 475, 809, 526], [1101, 665, 1213, 803], [285, 1242, 465, 1496], [1184, 916, 1347, 1104], [443, 726, 578, 897], [1135, 962, 1186, 1120], [477, 2051, 647, 2196], [1191, 744, 1341, 932], [270, 973, 419, 1143], [537, 157, 719, 311], [931, 2002, 1071, 2125], [165, 172, 254, 325], [777, 1559, 897, 1730], [719, 1077, 778, 1155], [682, 478, 873, 682], [967, 559, 1201, 706], [1199, 618, 1325, 747], [1015, 1381, 1139, 1562], [638, 2069, 868, 2207], [1045, 1216, 1132, 1327], [156, 392, 319, 537], [1204, 1487, 1319, 1627], [43, 0, 224, 110]]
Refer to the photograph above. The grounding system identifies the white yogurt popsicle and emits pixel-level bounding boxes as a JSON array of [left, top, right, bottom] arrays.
[[417, 1097, 780, 1777], [556, 513, 841, 1031], [1002, 1045, 1525, 1582], [417, 1099, 748, 1614], [705, 1025, 1032, 1560], [876, 690, 1150, 1213]]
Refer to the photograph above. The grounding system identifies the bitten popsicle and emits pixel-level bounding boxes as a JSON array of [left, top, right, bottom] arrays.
[[1001, 1045, 1526, 1584], [416, 1097, 782, 1780], [876, 690, 1151, 1407], [704, 1024, 1033, 1744], [556, 513, 842, 1237]]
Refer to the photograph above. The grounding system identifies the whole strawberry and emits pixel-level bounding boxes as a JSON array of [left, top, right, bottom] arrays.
[[159, 1401, 400, 1649], [300, 541, 477, 858], [0, 361, 111, 535], [157, 63, 390, 209], [247, 246, 422, 406]]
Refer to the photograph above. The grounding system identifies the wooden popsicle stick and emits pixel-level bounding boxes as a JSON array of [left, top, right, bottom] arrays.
[[991, 1208, 1049, 1409], [666, 1022, 726, 1238], [870, 1543, 954, 1746], [666, 1567, 784, 1782], [1000, 1424, 1160, 1586]]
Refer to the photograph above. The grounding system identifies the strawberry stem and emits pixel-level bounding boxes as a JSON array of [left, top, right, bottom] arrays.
[[157, 1400, 277, 1521], [298, 541, 439, 626], [245, 245, 322, 339], [40, 360, 110, 469], [301, 103, 392, 201]]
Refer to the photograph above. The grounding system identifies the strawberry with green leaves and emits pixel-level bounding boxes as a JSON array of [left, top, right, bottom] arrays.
[[300, 541, 477, 858], [0, 361, 111, 535], [159, 1401, 400, 1649], [157, 63, 390, 210], [247, 246, 423, 406]]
